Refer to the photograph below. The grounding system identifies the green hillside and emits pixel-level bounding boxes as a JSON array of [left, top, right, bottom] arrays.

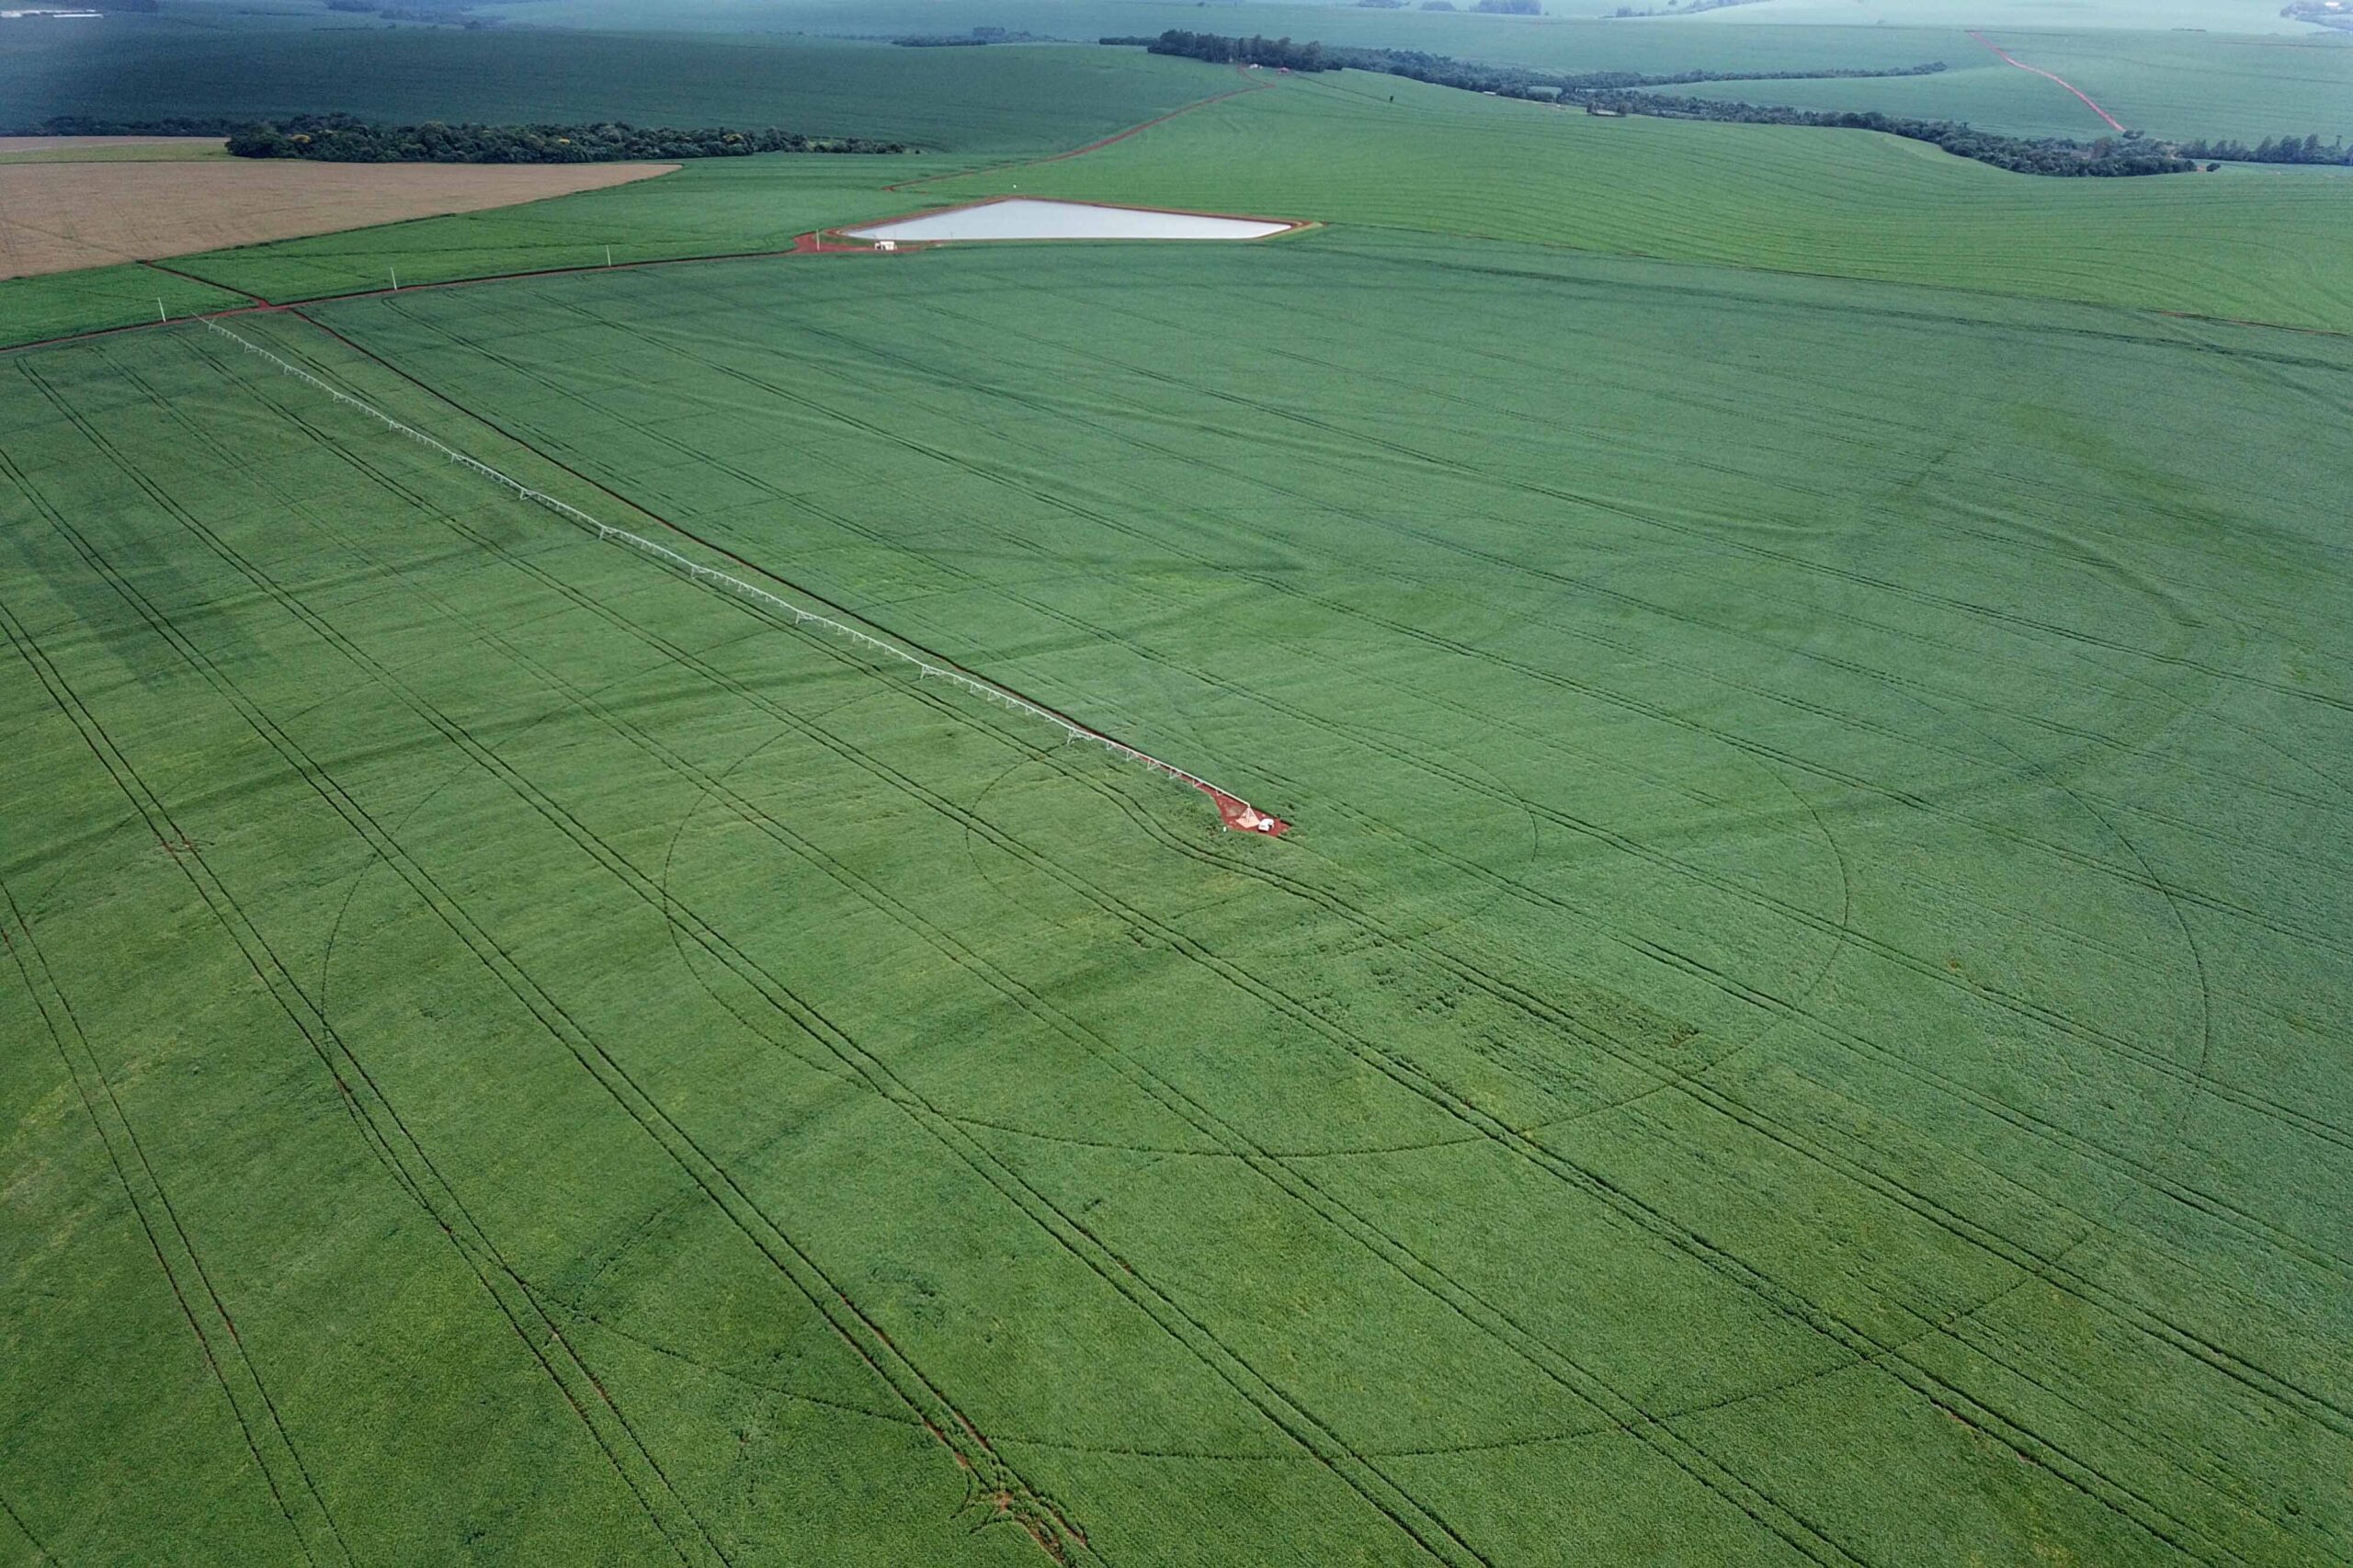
[[6, 11, 2351, 1565], [929, 70, 2353, 329], [1663, 29, 2353, 142], [6, 232, 2347, 1563], [0, 26, 1211, 153]]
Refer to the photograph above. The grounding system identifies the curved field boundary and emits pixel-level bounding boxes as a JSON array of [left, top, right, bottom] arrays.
[[1968, 32, 2126, 133], [199, 316, 1289, 835]]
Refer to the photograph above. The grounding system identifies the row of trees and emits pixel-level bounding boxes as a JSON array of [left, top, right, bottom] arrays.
[[1606, 94, 2196, 175], [1135, 31, 1947, 93], [1329, 45, 1949, 92], [222, 115, 914, 162], [1116, 32, 2197, 176], [1142, 31, 1339, 71], [2175, 132, 2351, 165], [892, 25, 1050, 45]]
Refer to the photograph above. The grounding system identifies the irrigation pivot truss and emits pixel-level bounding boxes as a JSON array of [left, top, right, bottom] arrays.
[[199, 318, 1290, 835]]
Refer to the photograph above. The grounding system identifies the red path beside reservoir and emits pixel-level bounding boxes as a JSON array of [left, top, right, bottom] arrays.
[[1968, 31, 2127, 133]]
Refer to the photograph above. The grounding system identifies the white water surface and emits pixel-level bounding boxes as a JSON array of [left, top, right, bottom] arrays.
[[845, 199, 1289, 243]]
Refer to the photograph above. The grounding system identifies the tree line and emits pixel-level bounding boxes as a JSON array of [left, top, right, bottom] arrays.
[[1135, 30, 1947, 90], [892, 25, 1051, 45], [2174, 132, 2350, 166], [1604, 93, 2197, 175], [1116, 31, 2207, 176], [1133, 30, 1338, 71], [221, 115, 914, 162]]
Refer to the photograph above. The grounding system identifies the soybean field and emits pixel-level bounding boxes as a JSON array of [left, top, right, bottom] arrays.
[[5, 10, 2352, 1567], [5, 229, 2349, 1565]]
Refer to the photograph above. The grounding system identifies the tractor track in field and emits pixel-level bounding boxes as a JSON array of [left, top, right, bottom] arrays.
[[438, 290, 1822, 1113], [171, 308, 1947, 1567], [28, 343, 1099, 1567], [0, 869, 354, 1568], [10, 78, 2345, 1568], [180, 324, 1735, 1568], [1, 377, 742, 1568], [356, 286, 2353, 1346], [0, 583, 729, 1568], [276, 301, 1284, 833], [558, 279, 2336, 1148], [496, 292, 2353, 1516], [57, 325, 1530, 1568], [1051, 279, 2353, 822], [1966, 32, 2127, 133], [22, 153, 2353, 1553], [28, 222, 2343, 1568], [865, 300, 2353, 936], [326, 276, 2353, 1336], [0, 1493, 52, 1564], [223, 317, 2336, 1562], [178, 324, 1902, 1568]]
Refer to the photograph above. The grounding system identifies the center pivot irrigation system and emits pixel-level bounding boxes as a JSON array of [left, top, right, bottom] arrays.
[[200, 318, 1290, 836]]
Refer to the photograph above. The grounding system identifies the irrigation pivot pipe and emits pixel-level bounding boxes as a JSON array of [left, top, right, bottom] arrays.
[[198, 316, 1290, 835]]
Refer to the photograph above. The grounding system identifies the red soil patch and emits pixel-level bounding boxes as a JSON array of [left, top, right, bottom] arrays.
[[1200, 785, 1290, 836], [791, 230, 898, 254]]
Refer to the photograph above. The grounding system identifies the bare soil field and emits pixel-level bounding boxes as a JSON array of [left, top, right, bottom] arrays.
[[0, 135, 222, 153], [0, 158, 676, 278]]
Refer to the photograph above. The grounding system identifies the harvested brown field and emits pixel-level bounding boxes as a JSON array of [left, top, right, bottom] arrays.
[[0, 135, 223, 153], [0, 158, 677, 278]]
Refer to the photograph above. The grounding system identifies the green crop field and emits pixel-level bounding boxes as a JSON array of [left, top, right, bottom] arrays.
[[24, 61, 2348, 348], [1662, 29, 2353, 142], [6, 8, 2353, 1566], [1678, 0, 2317, 29], [927, 70, 2353, 330], [6, 227, 2351, 1566], [15, 0, 2344, 148], [161, 153, 950, 303], [0, 263, 252, 349], [446, 0, 2351, 142], [0, 25, 1211, 153]]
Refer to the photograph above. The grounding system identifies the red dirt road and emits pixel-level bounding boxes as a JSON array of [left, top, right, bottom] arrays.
[[1967, 32, 2127, 133]]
